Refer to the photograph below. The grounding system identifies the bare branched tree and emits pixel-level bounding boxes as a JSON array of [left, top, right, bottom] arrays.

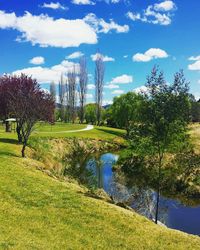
[[65, 78, 70, 122], [78, 56, 88, 124], [68, 67, 77, 123], [95, 54, 105, 126], [58, 74, 65, 121], [50, 81, 56, 101]]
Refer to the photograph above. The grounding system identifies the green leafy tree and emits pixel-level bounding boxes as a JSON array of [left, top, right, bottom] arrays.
[[129, 67, 190, 224], [85, 103, 97, 124], [109, 92, 143, 135]]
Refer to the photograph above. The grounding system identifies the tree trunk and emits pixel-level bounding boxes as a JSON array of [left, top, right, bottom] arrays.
[[16, 125, 22, 143], [155, 184, 160, 224], [80, 107, 84, 124], [155, 159, 162, 224], [21, 143, 26, 158]]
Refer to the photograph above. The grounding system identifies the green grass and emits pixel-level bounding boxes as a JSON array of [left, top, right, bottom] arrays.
[[0, 123, 126, 142], [189, 123, 200, 153], [35, 122, 86, 132], [0, 123, 200, 249]]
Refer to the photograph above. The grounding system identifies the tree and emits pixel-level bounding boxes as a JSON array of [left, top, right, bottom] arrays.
[[190, 95, 200, 122], [0, 76, 12, 132], [1, 74, 55, 157], [58, 74, 65, 121], [109, 92, 143, 135], [68, 67, 77, 123], [85, 103, 97, 124], [50, 81, 56, 101], [129, 67, 190, 224], [50, 81, 57, 121], [78, 56, 88, 123], [95, 54, 105, 126]]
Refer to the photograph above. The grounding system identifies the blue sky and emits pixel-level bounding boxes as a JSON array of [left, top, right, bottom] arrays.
[[0, 0, 200, 104]]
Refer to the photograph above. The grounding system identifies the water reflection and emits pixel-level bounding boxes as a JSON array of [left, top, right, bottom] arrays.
[[85, 152, 200, 236]]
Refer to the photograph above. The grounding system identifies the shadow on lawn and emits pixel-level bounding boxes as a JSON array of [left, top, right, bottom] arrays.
[[0, 138, 20, 157], [96, 127, 126, 138], [0, 138, 19, 145]]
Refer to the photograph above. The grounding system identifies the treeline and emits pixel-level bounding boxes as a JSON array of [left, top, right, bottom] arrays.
[[106, 78, 200, 132], [51, 54, 104, 125]]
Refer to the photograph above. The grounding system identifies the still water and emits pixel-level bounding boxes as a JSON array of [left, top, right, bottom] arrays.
[[86, 153, 200, 236]]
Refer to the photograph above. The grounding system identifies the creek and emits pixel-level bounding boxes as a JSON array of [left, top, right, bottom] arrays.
[[83, 152, 200, 236]]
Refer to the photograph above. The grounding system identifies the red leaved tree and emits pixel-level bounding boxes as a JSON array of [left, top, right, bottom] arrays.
[[0, 74, 55, 157]]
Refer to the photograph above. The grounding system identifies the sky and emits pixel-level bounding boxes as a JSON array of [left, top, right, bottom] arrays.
[[0, 0, 200, 105]]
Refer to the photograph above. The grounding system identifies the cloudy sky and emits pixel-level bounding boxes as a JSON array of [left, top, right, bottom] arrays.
[[0, 0, 200, 104]]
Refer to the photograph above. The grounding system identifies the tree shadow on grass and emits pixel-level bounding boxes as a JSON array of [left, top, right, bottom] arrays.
[[96, 127, 126, 138], [0, 138, 19, 145], [0, 138, 20, 157]]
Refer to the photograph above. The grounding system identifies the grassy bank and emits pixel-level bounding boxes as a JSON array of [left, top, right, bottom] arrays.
[[0, 153, 200, 249], [0, 123, 200, 249]]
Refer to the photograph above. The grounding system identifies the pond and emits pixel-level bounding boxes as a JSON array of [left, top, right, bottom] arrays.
[[85, 153, 200, 236]]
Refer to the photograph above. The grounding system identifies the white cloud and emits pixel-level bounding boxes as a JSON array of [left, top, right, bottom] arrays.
[[193, 92, 200, 101], [91, 53, 115, 62], [0, 11, 97, 48], [73, 0, 127, 5], [126, 12, 142, 21], [0, 10, 16, 28], [41, 88, 50, 94], [188, 55, 200, 61], [72, 0, 95, 5], [154, 1, 176, 12], [144, 6, 172, 25], [133, 48, 168, 62], [12, 60, 79, 84], [133, 85, 148, 94], [123, 55, 128, 58], [104, 0, 129, 4], [188, 60, 200, 71], [102, 100, 113, 106], [111, 0, 120, 3], [126, 1, 176, 26], [29, 56, 45, 65], [66, 51, 84, 59], [198, 80, 200, 84], [88, 84, 95, 89], [0, 11, 127, 48], [111, 74, 133, 84], [84, 13, 129, 33], [41, 2, 67, 10], [112, 89, 124, 94], [104, 84, 119, 89], [188, 55, 200, 70], [86, 93, 93, 98]]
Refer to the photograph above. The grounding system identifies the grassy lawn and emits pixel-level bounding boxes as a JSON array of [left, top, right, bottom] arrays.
[[189, 123, 200, 153], [0, 122, 126, 142], [0, 123, 199, 249], [35, 122, 86, 132]]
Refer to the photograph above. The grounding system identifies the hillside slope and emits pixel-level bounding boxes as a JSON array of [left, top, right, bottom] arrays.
[[0, 125, 200, 249], [0, 154, 200, 249]]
